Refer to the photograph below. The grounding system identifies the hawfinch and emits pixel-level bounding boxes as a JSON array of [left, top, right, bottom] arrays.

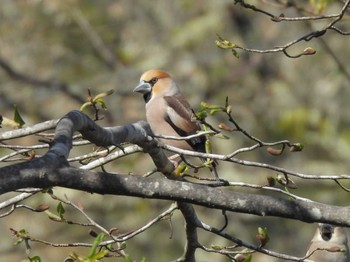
[[306, 223, 349, 262], [133, 69, 217, 177]]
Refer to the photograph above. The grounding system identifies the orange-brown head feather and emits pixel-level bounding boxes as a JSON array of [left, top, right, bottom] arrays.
[[140, 69, 171, 82], [138, 69, 180, 97]]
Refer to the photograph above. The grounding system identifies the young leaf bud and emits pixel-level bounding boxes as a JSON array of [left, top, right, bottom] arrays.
[[267, 147, 283, 156], [303, 47, 317, 55]]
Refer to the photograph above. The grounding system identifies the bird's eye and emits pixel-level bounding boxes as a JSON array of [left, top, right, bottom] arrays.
[[150, 77, 158, 85]]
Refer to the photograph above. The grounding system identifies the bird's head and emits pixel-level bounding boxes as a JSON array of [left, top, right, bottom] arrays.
[[133, 69, 180, 103], [318, 224, 335, 241]]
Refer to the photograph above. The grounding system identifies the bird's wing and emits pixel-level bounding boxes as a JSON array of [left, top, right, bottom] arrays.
[[164, 96, 205, 151], [164, 96, 197, 131]]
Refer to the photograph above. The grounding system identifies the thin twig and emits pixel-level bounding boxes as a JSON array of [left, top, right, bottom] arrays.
[[223, 0, 350, 58], [0, 190, 41, 210], [154, 130, 216, 141], [199, 221, 314, 261], [116, 203, 178, 241]]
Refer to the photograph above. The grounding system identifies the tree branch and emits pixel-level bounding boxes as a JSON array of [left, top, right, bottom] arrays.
[[1, 110, 350, 261], [0, 119, 58, 141], [176, 202, 201, 262], [0, 110, 349, 226], [0, 165, 349, 227], [221, 0, 350, 58]]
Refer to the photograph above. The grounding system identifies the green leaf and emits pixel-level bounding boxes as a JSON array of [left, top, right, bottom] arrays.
[[13, 104, 25, 128], [200, 101, 209, 108], [88, 233, 105, 258], [1, 116, 20, 128], [45, 210, 63, 221], [258, 227, 268, 237], [211, 244, 223, 250], [80, 90, 113, 112], [28, 255, 42, 262], [19, 229, 28, 235], [13, 238, 23, 246], [80, 101, 93, 111], [209, 108, 223, 115], [232, 48, 240, 58], [195, 110, 207, 120], [289, 143, 304, 152], [215, 34, 241, 58], [174, 162, 189, 176], [256, 227, 270, 247], [205, 139, 211, 155], [200, 101, 223, 110], [276, 174, 297, 189], [196, 101, 225, 119], [95, 98, 107, 110], [91, 250, 109, 260], [94, 89, 114, 100], [200, 102, 224, 114], [56, 202, 65, 219], [120, 241, 127, 250]]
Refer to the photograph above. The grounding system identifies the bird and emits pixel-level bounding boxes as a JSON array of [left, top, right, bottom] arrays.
[[306, 223, 349, 262], [133, 69, 218, 178]]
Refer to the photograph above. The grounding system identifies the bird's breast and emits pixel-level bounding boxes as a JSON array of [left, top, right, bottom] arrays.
[[145, 97, 194, 150]]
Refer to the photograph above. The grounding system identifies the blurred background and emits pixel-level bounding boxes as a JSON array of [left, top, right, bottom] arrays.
[[0, 0, 350, 261]]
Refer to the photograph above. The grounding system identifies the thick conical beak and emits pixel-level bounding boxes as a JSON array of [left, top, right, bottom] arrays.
[[133, 81, 152, 94]]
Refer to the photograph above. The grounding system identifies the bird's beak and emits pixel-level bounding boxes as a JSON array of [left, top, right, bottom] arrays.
[[133, 81, 152, 94]]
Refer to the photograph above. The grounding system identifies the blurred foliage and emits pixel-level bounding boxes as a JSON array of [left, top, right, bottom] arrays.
[[310, 0, 333, 13], [0, 0, 350, 261]]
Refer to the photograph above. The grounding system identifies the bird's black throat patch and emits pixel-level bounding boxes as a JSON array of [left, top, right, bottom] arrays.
[[143, 92, 152, 103]]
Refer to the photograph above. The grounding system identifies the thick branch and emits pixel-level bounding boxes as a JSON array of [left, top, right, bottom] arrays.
[[0, 165, 349, 227], [53, 110, 174, 174], [1, 110, 350, 262], [176, 202, 201, 262], [1, 110, 349, 230]]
